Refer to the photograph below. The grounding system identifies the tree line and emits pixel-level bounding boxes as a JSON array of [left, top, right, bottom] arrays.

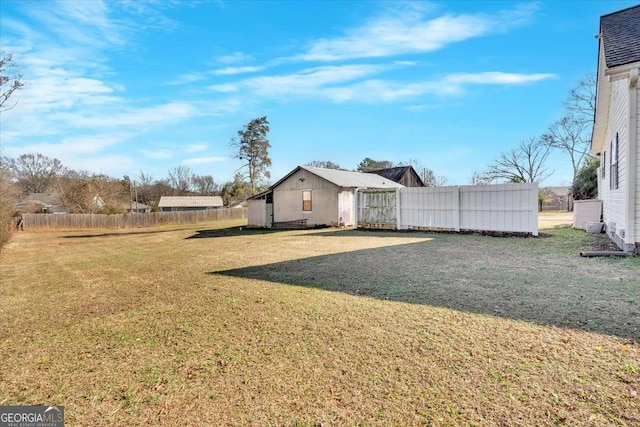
[[474, 75, 598, 200], [305, 158, 448, 187]]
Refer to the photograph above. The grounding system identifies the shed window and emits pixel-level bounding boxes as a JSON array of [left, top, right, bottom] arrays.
[[302, 190, 312, 211], [610, 133, 619, 190]]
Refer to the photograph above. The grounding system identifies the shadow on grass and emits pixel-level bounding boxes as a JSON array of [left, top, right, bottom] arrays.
[[186, 226, 294, 239], [211, 239, 639, 341], [61, 228, 188, 239], [186, 226, 419, 239]]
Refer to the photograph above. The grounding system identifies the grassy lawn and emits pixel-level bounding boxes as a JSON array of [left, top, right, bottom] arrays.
[[1, 219, 638, 426]]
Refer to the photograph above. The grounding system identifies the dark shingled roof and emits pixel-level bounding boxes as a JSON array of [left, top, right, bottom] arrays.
[[367, 166, 411, 183], [366, 166, 426, 187], [600, 4, 640, 68]]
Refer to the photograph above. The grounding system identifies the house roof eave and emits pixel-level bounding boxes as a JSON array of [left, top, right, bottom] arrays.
[[592, 40, 611, 154]]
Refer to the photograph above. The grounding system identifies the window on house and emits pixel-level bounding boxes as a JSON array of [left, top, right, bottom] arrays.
[[302, 190, 312, 211], [602, 151, 606, 179], [610, 133, 619, 190]]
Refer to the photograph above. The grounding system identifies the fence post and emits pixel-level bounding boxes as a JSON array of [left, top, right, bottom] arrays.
[[395, 188, 402, 230], [354, 189, 359, 229], [453, 186, 461, 231], [530, 183, 539, 236]]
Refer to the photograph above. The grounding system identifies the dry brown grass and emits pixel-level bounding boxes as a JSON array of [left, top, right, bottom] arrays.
[[539, 211, 573, 230], [1, 220, 638, 426]]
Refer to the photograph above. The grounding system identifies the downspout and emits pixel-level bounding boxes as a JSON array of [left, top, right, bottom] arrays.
[[626, 67, 638, 252]]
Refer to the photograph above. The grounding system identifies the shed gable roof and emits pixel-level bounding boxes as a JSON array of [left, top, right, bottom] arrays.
[[366, 166, 425, 187], [600, 5, 640, 68], [158, 196, 223, 208], [299, 166, 404, 189]]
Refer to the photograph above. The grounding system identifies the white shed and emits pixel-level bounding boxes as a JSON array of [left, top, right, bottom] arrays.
[[248, 166, 403, 228]]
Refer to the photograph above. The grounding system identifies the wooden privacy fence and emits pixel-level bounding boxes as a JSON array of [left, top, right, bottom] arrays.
[[357, 184, 538, 235], [22, 208, 247, 230]]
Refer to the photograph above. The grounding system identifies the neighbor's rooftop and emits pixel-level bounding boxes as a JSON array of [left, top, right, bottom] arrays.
[[158, 196, 223, 208]]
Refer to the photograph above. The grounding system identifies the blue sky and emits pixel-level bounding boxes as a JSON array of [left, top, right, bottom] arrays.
[[1, 0, 637, 186]]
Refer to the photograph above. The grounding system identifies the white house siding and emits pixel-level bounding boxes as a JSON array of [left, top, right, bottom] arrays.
[[273, 168, 339, 225], [635, 85, 640, 245], [600, 78, 629, 246]]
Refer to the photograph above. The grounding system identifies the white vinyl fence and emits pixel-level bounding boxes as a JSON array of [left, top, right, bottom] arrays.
[[357, 184, 538, 235]]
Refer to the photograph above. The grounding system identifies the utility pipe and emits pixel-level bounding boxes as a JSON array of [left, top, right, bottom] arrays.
[[579, 250, 634, 257]]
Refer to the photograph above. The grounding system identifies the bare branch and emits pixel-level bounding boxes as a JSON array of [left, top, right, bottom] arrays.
[[484, 137, 553, 184], [542, 115, 590, 182], [0, 53, 25, 113]]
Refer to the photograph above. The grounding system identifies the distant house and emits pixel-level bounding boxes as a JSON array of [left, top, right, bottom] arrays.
[[366, 166, 425, 187], [540, 186, 573, 211], [591, 4, 640, 252], [158, 196, 223, 212], [15, 193, 68, 214], [121, 201, 152, 213], [248, 166, 404, 228]]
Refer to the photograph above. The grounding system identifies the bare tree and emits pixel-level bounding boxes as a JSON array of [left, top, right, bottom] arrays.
[[565, 74, 596, 125], [167, 165, 194, 195], [55, 172, 128, 213], [3, 153, 67, 194], [305, 160, 344, 170], [542, 75, 596, 186], [0, 156, 20, 245], [469, 170, 494, 185], [420, 168, 448, 187], [484, 137, 553, 184], [0, 53, 25, 112], [192, 174, 217, 195], [402, 158, 447, 187], [542, 116, 590, 185], [135, 171, 154, 205]]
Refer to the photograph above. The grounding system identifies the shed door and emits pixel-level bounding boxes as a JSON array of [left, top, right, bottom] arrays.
[[266, 203, 273, 228]]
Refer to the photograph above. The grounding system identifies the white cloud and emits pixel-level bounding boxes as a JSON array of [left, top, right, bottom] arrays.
[[322, 72, 556, 102], [443, 72, 556, 85], [3, 134, 130, 159], [211, 65, 266, 75], [210, 65, 555, 103], [65, 154, 137, 176], [183, 156, 228, 165], [217, 52, 253, 64], [210, 64, 387, 98], [298, 4, 538, 62], [208, 83, 240, 93], [394, 60, 419, 66], [403, 104, 442, 112], [186, 144, 208, 153], [167, 72, 207, 85], [66, 102, 198, 128], [139, 149, 174, 160]]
